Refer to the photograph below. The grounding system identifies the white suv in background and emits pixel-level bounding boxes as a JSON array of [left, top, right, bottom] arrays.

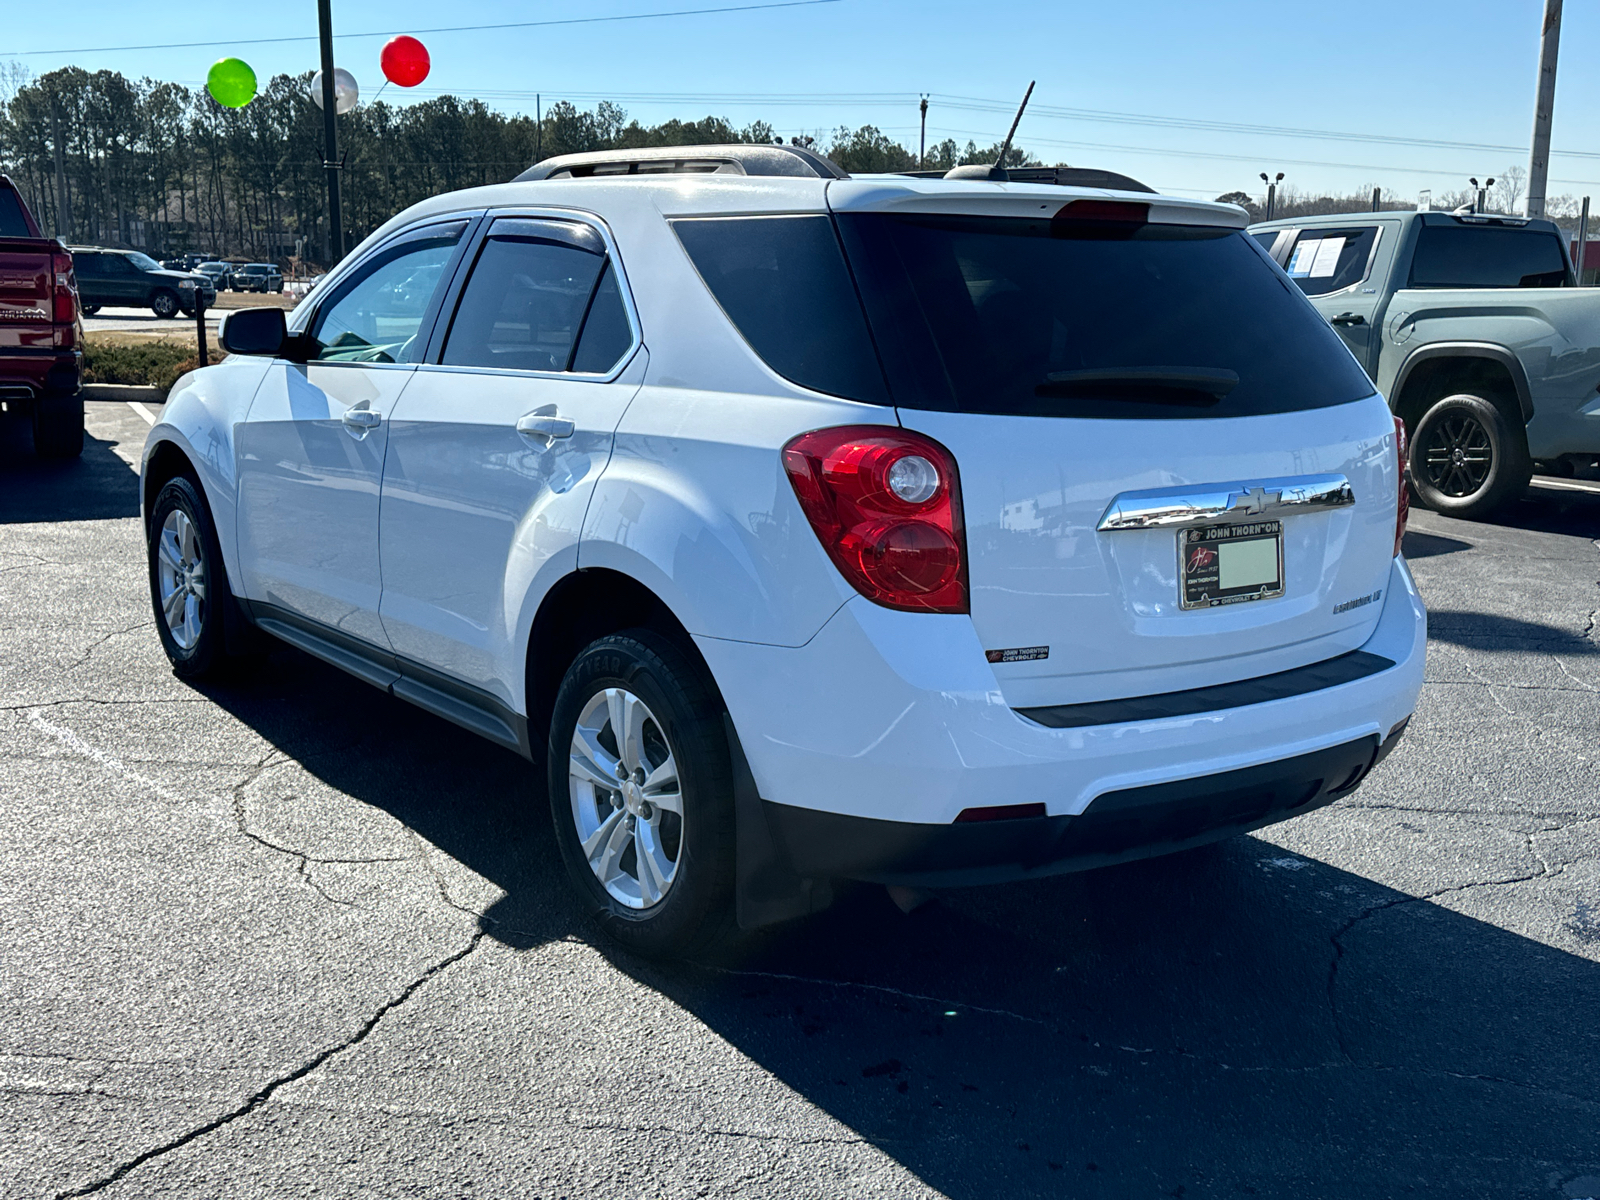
[[140, 146, 1425, 956]]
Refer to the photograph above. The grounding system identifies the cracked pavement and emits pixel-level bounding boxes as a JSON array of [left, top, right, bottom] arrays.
[[2, 402, 1598, 1198]]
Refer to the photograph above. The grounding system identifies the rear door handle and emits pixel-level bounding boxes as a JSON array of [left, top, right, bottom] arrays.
[[341, 408, 382, 431], [516, 411, 576, 446], [1331, 312, 1366, 326]]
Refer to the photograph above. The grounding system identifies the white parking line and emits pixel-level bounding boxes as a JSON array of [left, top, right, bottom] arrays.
[[1531, 476, 1600, 496], [129, 401, 158, 426]]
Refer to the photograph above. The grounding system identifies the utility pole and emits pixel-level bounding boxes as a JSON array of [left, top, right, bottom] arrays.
[[536, 93, 542, 163], [317, 0, 344, 264], [1527, 0, 1562, 218], [50, 99, 70, 240], [1576, 195, 1590, 285], [1372, 186, 1381, 213], [919, 95, 928, 169]]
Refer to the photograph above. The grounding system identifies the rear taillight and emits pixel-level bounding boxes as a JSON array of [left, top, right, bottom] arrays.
[[1393, 415, 1409, 557], [52, 250, 77, 325], [782, 425, 968, 614]]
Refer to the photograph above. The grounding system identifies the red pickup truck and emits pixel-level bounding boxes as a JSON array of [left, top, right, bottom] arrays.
[[0, 174, 83, 457]]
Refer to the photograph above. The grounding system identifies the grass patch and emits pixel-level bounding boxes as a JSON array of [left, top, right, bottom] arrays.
[[82, 337, 200, 391]]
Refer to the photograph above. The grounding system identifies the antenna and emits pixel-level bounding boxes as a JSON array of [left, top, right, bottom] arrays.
[[993, 81, 1035, 174]]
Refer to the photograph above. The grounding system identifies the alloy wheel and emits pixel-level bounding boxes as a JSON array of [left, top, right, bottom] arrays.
[[1421, 413, 1493, 497], [155, 509, 207, 650], [568, 687, 684, 909]]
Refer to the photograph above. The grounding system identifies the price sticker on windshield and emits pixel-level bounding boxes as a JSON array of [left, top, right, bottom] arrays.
[[1179, 521, 1284, 609]]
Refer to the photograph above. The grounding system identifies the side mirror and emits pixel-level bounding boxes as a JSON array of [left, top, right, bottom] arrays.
[[217, 307, 287, 357]]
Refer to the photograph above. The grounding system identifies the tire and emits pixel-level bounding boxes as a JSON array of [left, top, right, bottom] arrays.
[[32, 392, 84, 458], [81, 304, 100, 316], [147, 476, 247, 680], [547, 629, 736, 958], [151, 289, 180, 319], [1408, 393, 1531, 521]]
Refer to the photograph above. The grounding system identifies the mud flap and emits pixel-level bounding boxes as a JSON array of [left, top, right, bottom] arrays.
[[725, 713, 833, 930]]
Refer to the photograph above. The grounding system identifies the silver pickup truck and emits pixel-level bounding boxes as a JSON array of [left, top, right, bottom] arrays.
[[1249, 209, 1600, 519]]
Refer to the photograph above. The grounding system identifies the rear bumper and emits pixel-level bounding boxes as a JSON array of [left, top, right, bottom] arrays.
[[0, 348, 81, 402], [762, 729, 1400, 887], [700, 556, 1425, 881]]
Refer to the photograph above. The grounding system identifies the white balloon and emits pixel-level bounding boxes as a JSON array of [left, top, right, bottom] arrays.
[[309, 68, 359, 115]]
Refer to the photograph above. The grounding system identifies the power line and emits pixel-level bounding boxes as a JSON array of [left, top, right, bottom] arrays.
[[12, 0, 843, 56]]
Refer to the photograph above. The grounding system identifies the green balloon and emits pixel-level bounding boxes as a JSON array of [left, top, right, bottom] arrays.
[[207, 58, 256, 108]]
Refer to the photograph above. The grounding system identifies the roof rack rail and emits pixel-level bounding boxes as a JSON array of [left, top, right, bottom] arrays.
[[898, 165, 1156, 194], [516, 144, 848, 182]]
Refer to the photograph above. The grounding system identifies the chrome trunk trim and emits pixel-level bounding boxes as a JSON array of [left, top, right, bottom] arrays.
[[1096, 474, 1355, 531]]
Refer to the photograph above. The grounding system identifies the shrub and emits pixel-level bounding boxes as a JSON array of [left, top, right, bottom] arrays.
[[81, 339, 202, 392]]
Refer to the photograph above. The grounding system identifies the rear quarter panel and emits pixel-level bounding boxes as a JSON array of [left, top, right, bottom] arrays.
[[1377, 289, 1600, 456]]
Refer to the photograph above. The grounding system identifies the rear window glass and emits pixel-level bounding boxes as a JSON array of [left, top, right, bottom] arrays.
[[835, 212, 1374, 419], [1284, 226, 1379, 294], [0, 189, 32, 237], [1410, 224, 1569, 288], [673, 216, 887, 404]]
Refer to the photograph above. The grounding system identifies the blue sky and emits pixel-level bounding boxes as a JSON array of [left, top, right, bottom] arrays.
[[8, 0, 1600, 206]]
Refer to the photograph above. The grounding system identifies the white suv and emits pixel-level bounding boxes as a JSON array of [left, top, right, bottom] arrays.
[[141, 146, 1426, 955]]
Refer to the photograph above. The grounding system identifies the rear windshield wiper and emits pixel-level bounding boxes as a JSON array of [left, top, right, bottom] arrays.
[[1037, 367, 1240, 403]]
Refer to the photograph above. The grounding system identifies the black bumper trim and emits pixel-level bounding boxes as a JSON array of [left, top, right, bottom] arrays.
[[1015, 650, 1395, 730], [761, 731, 1395, 889]]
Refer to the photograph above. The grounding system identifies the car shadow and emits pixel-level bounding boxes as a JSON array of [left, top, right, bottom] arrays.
[[1424, 608, 1599, 654], [1494, 478, 1600, 537], [1399, 529, 1473, 559], [0, 412, 143, 523], [195, 643, 1600, 1197]]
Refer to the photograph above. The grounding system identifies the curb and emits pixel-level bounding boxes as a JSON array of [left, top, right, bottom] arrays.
[[83, 383, 165, 402]]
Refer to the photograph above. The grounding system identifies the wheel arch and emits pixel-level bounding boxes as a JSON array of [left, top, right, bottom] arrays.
[[1391, 343, 1533, 433], [525, 567, 718, 756]]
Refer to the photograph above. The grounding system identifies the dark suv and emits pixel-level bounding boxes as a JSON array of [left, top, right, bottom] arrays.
[[229, 263, 284, 293], [70, 248, 215, 318]]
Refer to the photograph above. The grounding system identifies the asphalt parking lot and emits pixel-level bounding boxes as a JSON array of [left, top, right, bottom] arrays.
[[3, 401, 1598, 1199]]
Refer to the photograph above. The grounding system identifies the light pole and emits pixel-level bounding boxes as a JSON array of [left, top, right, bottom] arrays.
[[1469, 177, 1495, 214], [919, 95, 928, 170], [1260, 171, 1283, 221]]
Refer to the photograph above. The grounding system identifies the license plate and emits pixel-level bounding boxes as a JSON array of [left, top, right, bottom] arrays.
[[1179, 520, 1284, 609]]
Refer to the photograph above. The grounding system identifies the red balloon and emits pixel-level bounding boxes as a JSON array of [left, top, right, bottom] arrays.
[[380, 36, 430, 88]]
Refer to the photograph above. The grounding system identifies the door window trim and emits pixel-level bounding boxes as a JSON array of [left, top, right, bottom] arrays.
[[289, 213, 485, 372], [417, 206, 642, 384]]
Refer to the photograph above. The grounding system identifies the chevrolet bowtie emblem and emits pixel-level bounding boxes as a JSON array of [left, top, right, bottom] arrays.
[[1230, 486, 1282, 516]]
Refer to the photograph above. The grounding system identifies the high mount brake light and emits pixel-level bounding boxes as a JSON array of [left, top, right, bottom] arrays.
[[1054, 199, 1149, 225], [1393, 415, 1410, 558], [782, 426, 969, 614]]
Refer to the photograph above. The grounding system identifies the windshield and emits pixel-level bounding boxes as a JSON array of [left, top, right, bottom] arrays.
[[245, 265, 268, 274], [126, 252, 163, 272], [835, 211, 1375, 419]]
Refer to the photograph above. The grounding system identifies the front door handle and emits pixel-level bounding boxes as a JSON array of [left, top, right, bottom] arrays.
[[1331, 312, 1366, 326], [341, 407, 382, 431], [516, 411, 576, 447]]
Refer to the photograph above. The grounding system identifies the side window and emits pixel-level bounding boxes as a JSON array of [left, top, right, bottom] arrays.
[[1250, 231, 1280, 255], [1283, 227, 1379, 295], [571, 263, 632, 374], [441, 221, 631, 374], [310, 224, 464, 363], [672, 215, 888, 404]]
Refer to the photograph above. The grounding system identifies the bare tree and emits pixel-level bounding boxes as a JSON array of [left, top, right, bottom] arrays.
[[1493, 165, 1527, 214]]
